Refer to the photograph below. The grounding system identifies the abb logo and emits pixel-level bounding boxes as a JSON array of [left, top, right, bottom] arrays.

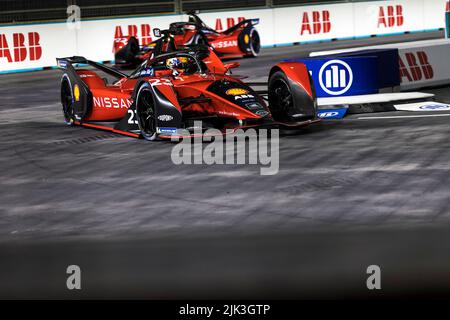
[[215, 17, 245, 32], [114, 24, 153, 45], [378, 5, 404, 28], [0, 32, 42, 63], [300, 11, 331, 35], [399, 51, 434, 82]]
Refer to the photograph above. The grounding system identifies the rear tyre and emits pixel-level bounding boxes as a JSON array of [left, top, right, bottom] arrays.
[[248, 28, 260, 57], [60, 78, 75, 126], [136, 83, 158, 141], [238, 28, 260, 58]]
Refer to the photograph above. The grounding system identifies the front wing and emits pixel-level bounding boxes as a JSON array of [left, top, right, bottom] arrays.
[[158, 119, 321, 140]]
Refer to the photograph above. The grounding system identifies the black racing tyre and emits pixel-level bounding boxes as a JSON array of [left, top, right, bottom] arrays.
[[268, 71, 296, 122], [238, 27, 260, 58], [60, 77, 75, 126], [135, 83, 158, 141], [268, 70, 316, 122], [248, 28, 260, 57]]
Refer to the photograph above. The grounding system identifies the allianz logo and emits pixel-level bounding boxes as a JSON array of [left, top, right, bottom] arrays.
[[318, 59, 354, 96]]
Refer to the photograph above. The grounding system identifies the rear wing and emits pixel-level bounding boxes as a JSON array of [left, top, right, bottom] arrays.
[[56, 56, 128, 120], [56, 56, 128, 80], [223, 18, 260, 34]]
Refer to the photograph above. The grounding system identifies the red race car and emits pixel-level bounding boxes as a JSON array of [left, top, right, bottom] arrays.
[[57, 46, 318, 141], [114, 11, 261, 68]]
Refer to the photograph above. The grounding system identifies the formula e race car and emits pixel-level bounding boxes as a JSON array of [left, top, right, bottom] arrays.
[[114, 11, 261, 68], [57, 45, 318, 141]]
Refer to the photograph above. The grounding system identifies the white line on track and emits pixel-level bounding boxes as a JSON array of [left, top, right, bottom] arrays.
[[357, 113, 450, 120]]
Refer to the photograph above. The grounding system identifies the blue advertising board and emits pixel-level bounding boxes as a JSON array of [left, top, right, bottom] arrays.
[[329, 49, 400, 90], [287, 48, 400, 98], [288, 57, 379, 98]]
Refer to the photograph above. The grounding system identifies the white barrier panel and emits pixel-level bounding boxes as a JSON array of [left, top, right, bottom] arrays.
[[273, 3, 354, 44], [0, 23, 76, 72], [424, 0, 448, 30], [353, 0, 424, 36], [0, 0, 448, 73], [397, 40, 450, 89]]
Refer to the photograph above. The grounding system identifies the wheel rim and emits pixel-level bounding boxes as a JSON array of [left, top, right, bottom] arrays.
[[270, 79, 293, 119], [137, 88, 156, 137], [61, 81, 75, 125]]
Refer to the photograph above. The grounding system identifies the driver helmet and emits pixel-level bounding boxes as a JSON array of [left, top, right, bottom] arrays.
[[166, 56, 190, 73]]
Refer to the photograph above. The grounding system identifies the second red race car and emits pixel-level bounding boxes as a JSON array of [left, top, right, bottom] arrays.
[[114, 11, 261, 68], [57, 45, 318, 141]]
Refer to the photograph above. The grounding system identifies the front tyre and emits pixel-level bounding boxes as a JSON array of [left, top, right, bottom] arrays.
[[268, 71, 295, 122], [136, 83, 158, 141], [60, 77, 75, 126], [268, 70, 316, 122]]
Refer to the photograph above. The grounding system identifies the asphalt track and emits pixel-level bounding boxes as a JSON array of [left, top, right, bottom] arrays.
[[2, 31, 450, 299]]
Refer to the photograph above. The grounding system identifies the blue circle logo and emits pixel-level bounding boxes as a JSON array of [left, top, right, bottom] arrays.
[[318, 60, 354, 96]]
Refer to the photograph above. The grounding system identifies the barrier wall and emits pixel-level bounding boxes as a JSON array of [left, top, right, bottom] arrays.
[[396, 40, 450, 89], [310, 38, 450, 90], [0, 0, 447, 73]]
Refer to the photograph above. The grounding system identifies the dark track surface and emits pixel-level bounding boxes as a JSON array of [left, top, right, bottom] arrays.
[[2, 31, 450, 298]]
